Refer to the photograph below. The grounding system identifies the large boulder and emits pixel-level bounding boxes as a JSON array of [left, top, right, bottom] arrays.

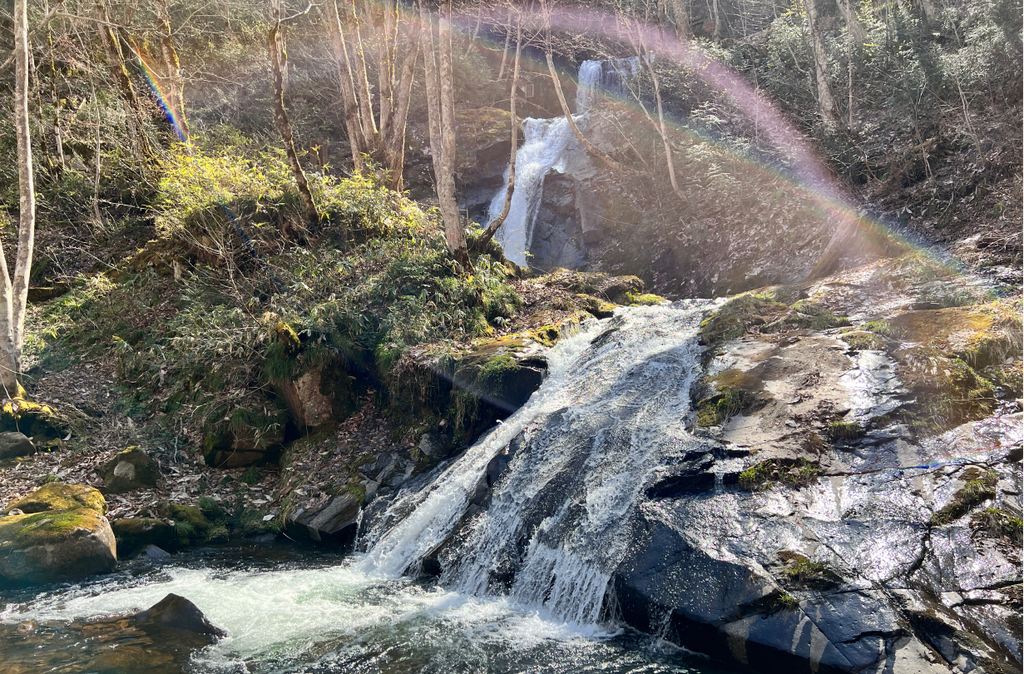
[[98, 447, 161, 493], [0, 431, 35, 459], [0, 398, 78, 445], [0, 488, 116, 584], [5, 482, 108, 515]]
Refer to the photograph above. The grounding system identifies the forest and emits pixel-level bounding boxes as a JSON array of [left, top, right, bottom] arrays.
[[0, 0, 1021, 673]]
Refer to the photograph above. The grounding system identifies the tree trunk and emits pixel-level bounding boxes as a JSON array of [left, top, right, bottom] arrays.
[[803, 0, 841, 128], [546, 50, 629, 174], [711, 0, 722, 40], [437, 0, 470, 270], [669, 0, 692, 40], [475, 16, 522, 250], [156, 0, 188, 139], [642, 50, 687, 204], [270, 22, 319, 226], [4, 0, 34, 397], [418, 0, 469, 271], [381, 42, 419, 191], [834, 0, 867, 43], [328, 0, 366, 172]]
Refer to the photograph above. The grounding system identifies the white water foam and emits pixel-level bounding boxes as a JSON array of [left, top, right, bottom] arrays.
[[487, 60, 605, 266]]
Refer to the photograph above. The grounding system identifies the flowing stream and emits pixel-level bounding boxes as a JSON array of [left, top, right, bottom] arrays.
[[0, 303, 737, 673]]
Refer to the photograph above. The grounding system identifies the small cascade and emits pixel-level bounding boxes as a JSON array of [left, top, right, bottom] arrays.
[[360, 302, 712, 625], [487, 60, 606, 266]]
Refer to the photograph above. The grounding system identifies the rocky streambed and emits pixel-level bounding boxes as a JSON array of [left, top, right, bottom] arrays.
[[0, 255, 1020, 674]]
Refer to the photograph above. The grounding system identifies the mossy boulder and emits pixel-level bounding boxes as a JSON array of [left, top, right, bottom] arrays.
[[155, 502, 211, 546], [98, 447, 161, 494], [0, 398, 78, 445], [0, 483, 116, 584], [5, 482, 107, 515], [111, 518, 176, 557], [202, 427, 285, 469], [538, 269, 644, 305]]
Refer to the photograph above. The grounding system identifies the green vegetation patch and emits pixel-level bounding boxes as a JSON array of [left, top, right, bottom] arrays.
[[699, 293, 788, 345], [970, 507, 1023, 543], [0, 508, 105, 546], [777, 551, 842, 589], [840, 329, 888, 352], [930, 469, 999, 526], [827, 420, 864, 442], [739, 458, 819, 491], [763, 301, 850, 333]]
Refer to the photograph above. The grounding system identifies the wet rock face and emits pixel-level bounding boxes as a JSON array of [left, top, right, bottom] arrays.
[[285, 492, 361, 547], [0, 490, 117, 585], [605, 267, 1020, 673], [529, 173, 585, 271]]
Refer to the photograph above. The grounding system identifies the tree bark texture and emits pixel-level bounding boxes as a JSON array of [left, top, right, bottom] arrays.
[[5, 0, 35, 396], [418, 0, 469, 271], [803, 0, 841, 128], [270, 22, 319, 226]]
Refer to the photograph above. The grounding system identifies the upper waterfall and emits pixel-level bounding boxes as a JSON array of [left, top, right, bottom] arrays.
[[486, 60, 606, 267], [359, 301, 712, 625]]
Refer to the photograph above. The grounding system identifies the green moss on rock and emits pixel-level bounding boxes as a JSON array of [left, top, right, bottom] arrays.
[[930, 469, 998, 526], [5, 482, 107, 516]]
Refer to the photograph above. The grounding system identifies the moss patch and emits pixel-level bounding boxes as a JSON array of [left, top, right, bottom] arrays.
[[0, 508, 106, 546], [699, 293, 789, 345], [777, 551, 842, 589], [739, 458, 819, 491], [5, 482, 107, 515], [970, 508, 1023, 543], [930, 469, 998, 526]]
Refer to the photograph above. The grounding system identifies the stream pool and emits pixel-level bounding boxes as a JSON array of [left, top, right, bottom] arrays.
[[0, 542, 743, 674]]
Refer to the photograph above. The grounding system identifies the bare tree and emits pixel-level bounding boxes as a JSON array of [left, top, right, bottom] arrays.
[[328, 0, 419, 191], [475, 8, 523, 250], [541, 0, 629, 174], [270, 4, 319, 226], [418, 0, 470, 270], [2, 0, 38, 397]]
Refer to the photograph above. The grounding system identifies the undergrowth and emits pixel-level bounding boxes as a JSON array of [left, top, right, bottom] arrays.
[[26, 138, 523, 455]]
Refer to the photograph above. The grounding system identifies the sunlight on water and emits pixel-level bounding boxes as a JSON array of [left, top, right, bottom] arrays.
[[0, 550, 726, 673]]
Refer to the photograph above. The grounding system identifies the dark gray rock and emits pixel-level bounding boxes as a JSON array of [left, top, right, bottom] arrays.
[[0, 431, 34, 459], [285, 493, 360, 546], [528, 173, 585, 271], [132, 593, 226, 639]]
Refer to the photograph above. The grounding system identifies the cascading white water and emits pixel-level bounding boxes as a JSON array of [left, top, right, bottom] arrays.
[[360, 302, 712, 625], [487, 60, 605, 266]]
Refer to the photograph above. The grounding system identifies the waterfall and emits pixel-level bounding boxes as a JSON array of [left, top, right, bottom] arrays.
[[359, 302, 711, 625], [486, 60, 605, 267]]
